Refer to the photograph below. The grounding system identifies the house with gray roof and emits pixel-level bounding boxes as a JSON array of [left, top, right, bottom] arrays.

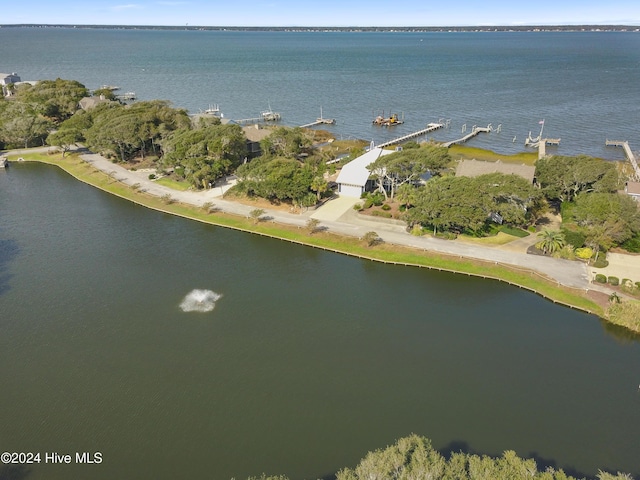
[[1, 72, 21, 96], [336, 147, 394, 198], [455, 159, 536, 184]]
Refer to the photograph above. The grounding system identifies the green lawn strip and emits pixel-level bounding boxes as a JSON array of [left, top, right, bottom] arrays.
[[154, 177, 190, 191], [16, 151, 602, 318], [448, 145, 538, 165]]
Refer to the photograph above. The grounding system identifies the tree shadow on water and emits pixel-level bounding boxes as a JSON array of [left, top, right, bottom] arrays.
[[0, 238, 20, 297], [0, 465, 31, 480]]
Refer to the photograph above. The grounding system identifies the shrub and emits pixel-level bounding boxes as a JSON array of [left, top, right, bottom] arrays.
[[353, 203, 363, 211], [160, 193, 174, 204], [621, 234, 640, 253], [527, 225, 536, 233], [561, 228, 586, 248], [608, 276, 619, 286], [594, 274, 607, 283], [371, 210, 392, 218], [381, 204, 391, 211], [636, 281, 640, 290], [554, 244, 576, 260], [575, 247, 593, 260], [621, 279, 638, 295], [410, 225, 423, 236], [362, 199, 373, 209], [148, 173, 156, 180], [592, 257, 609, 268]]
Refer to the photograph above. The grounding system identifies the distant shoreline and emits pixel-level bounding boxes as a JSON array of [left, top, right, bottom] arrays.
[[1, 24, 639, 33]]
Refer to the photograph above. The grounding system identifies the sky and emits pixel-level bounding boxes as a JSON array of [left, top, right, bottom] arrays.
[[2, 0, 640, 27]]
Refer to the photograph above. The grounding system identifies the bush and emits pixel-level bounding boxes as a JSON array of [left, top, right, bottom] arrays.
[[608, 276, 619, 286], [575, 247, 593, 260], [561, 228, 586, 248], [621, 234, 640, 253], [148, 173, 156, 180], [410, 225, 424, 236], [381, 204, 391, 211], [554, 245, 575, 260], [592, 257, 609, 268], [362, 199, 373, 209], [371, 210, 392, 218], [353, 203, 363, 211], [595, 274, 607, 283], [636, 281, 640, 290], [527, 225, 536, 233]]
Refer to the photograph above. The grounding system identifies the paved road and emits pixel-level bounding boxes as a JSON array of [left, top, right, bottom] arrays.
[[7, 147, 596, 290]]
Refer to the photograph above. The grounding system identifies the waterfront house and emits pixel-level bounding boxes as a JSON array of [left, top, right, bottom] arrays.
[[242, 124, 271, 159], [336, 147, 394, 198], [0, 72, 21, 96], [455, 159, 536, 184], [78, 95, 112, 111]]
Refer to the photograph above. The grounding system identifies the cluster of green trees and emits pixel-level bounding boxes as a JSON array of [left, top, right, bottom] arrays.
[[373, 148, 639, 254], [246, 435, 633, 480], [535, 155, 640, 256], [233, 126, 329, 208], [0, 78, 88, 148], [403, 172, 545, 235]]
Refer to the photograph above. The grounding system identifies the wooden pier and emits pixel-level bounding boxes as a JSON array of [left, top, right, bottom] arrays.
[[376, 123, 444, 148], [300, 118, 336, 128], [442, 125, 491, 148], [606, 140, 640, 180]]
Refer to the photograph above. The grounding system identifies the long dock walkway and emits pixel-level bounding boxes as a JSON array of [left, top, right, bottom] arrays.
[[376, 123, 444, 148], [606, 140, 640, 180], [300, 118, 336, 128], [442, 125, 491, 148]]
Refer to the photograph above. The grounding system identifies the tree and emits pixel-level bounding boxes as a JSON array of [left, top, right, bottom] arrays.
[[260, 126, 312, 159], [367, 145, 451, 201], [305, 218, 320, 234], [162, 122, 247, 188], [573, 192, 640, 255], [0, 101, 52, 148], [362, 231, 381, 247], [235, 157, 316, 206], [15, 78, 88, 124], [535, 155, 619, 202], [249, 208, 265, 224], [535, 229, 566, 255]]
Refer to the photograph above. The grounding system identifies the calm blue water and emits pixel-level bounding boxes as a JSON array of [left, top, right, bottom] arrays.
[[1, 28, 639, 158]]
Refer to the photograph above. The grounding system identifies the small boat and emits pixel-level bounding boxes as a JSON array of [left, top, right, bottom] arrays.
[[204, 104, 222, 116], [261, 109, 281, 121], [261, 103, 281, 121]]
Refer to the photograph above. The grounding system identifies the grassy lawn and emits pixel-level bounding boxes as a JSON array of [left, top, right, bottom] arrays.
[[458, 232, 520, 246], [154, 177, 191, 191], [12, 150, 605, 320], [448, 145, 538, 165]]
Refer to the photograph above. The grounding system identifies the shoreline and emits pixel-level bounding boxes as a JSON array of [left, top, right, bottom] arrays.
[[5, 148, 617, 322]]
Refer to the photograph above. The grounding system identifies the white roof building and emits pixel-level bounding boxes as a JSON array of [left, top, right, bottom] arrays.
[[336, 147, 394, 198]]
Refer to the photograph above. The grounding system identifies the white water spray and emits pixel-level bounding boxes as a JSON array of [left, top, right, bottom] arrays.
[[179, 289, 222, 313]]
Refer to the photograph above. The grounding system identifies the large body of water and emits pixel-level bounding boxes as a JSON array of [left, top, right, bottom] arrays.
[[1, 29, 640, 480], [1, 28, 639, 158]]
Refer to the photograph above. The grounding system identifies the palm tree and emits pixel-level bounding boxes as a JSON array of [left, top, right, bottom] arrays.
[[535, 229, 566, 255]]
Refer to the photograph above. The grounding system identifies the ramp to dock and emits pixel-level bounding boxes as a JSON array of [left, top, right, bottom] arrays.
[[376, 123, 444, 148], [606, 140, 640, 180]]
